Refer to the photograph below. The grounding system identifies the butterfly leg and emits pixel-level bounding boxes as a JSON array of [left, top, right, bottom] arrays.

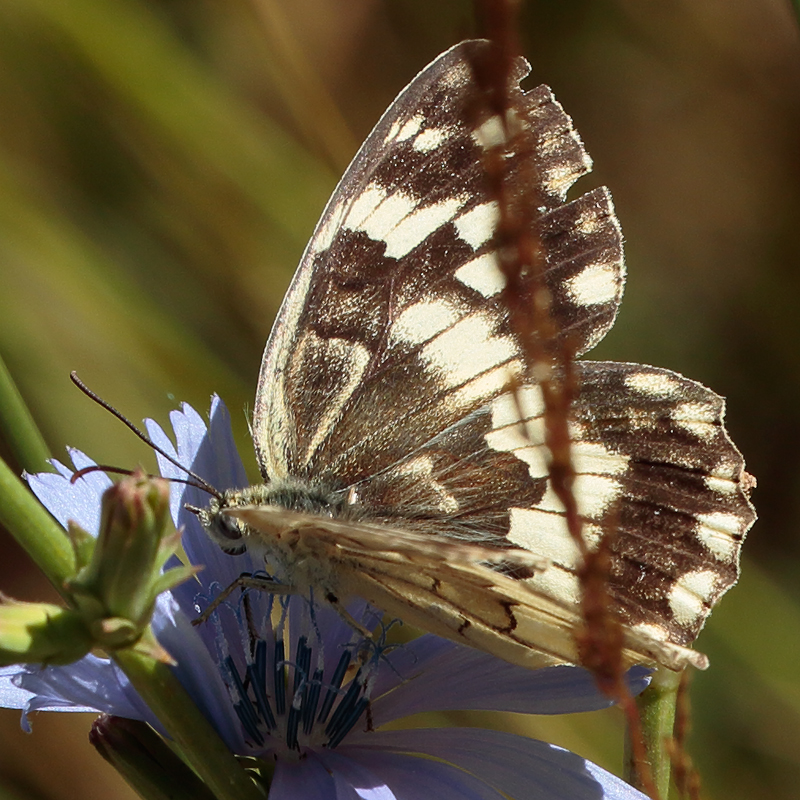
[[322, 591, 376, 641], [192, 572, 295, 625], [193, 573, 376, 642]]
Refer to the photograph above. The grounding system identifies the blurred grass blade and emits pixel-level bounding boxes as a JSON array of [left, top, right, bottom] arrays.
[[0, 455, 75, 590], [13, 0, 334, 245], [0, 353, 51, 473], [710, 558, 800, 716], [250, 0, 358, 170]]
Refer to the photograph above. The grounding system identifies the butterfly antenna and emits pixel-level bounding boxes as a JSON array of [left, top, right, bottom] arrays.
[[70, 371, 222, 499]]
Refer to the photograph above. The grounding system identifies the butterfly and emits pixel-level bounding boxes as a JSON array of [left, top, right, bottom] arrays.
[[196, 40, 755, 673]]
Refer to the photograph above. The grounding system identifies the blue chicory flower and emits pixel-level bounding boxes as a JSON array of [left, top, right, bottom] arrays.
[[0, 397, 650, 799]]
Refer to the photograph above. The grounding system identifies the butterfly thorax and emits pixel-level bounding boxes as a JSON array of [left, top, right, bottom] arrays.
[[197, 479, 357, 560]]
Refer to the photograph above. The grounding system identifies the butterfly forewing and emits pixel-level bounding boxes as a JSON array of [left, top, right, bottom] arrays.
[[231, 40, 755, 672], [253, 41, 624, 486]]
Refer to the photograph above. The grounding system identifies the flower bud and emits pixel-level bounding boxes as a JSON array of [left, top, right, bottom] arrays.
[[91, 715, 217, 800], [68, 471, 197, 650], [0, 596, 92, 666]]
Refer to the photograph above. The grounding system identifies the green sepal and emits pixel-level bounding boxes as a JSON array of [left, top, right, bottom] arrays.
[[129, 627, 177, 666], [66, 520, 97, 572], [154, 528, 184, 565], [71, 473, 182, 626], [89, 616, 140, 649], [151, 564, 201, 598], [73, 473, 174, 624], [56, 473, 199, 660], [0, 597, 92, 666], [66, 580, 107, 621]]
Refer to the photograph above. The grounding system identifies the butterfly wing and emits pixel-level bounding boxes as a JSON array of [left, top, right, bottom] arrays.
[[229, 503, 708, 672], [247, 39, 755, 668], [252, 40, 624, 485], [350, 361, 754, 652]]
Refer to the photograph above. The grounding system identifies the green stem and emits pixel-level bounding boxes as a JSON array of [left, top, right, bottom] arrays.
[[0, 455, 75, 591], [624, 667, 681, 798], [114, 645, 264, 800], [0, 354, 51, 474]]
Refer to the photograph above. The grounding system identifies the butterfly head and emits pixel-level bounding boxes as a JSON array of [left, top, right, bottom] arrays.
[[194, 489, 258, 555]]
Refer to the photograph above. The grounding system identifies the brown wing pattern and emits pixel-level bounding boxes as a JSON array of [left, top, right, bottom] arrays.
[[349, 362, 754, 649], [253, 41, 624, 485], [236, 40, 754, 669]]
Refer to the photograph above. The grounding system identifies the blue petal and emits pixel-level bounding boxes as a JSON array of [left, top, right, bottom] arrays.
[[146, 398, 258, 596], [315, 750, 401, 800], [327, 748, 505, 800], [0, 665, 98, 717], [370, 635, 650, 724], [26, 450, 112, 535], [146, 396, 247, 493], [331, 770, 380, 800], [204, 396, 250, 490], [271, 751, 336, 800], [150, 594, 247, 753], [345, 728, 649, 800], [2, 657, 149, 732]]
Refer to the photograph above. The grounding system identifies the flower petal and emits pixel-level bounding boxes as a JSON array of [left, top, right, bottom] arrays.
[[345, 728, 649, 800], [26, 451, 112, 535], [328, 747, 504, 800], [151, 594, 247, 753], [370, 636, 650, 724], [316, 751, 399, 800], [204, 396, 250, 490], [0, 665, 96, 714], [271, 751, 335, 800], [2, 657, 148, 732], [146, 398, 257, 595]]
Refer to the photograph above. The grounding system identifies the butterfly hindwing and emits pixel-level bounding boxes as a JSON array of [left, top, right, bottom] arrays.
[[342, 361, 752, 651], [228, 503, 706, 672]]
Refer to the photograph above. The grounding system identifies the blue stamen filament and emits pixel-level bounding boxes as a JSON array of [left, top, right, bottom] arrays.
[[218, 622, 377, 752]]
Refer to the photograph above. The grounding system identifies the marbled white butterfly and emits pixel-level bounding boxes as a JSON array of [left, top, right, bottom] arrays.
[[197, 40, 755, 672]]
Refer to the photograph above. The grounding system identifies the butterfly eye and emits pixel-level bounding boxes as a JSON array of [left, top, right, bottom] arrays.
[[199, 508, 249, 555]]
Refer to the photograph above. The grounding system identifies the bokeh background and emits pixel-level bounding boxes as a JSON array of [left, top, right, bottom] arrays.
[[0, 1, 798, 798]]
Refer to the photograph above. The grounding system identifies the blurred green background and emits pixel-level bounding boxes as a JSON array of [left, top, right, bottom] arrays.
[[0, 1, 798, 798]]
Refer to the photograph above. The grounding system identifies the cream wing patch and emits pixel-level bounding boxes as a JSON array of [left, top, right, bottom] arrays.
[[390, 298, 461, 347], [668, 570, 720, 627], [338, 180, 468, 260], [672, 402, 718, 440], [455, 253, 506, 297], [566, 263, 620, 307], [421, 314, 517, 388], [383, 196, 467, 259], [412, 126, 451, 153], [454, 202, 500, 249], [695, 511, 743, 560]]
